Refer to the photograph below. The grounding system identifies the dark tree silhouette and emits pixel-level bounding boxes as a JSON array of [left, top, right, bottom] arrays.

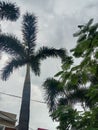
[[0, 13, 67, 130], [0, 1, 20, 21]]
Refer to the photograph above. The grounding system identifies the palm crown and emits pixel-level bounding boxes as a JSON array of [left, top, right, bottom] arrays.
[[1, 13, 66, 80], [0, 12, 67, 130]]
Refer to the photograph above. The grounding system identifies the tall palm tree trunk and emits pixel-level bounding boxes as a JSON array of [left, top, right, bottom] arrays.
[[18, 64, 31, 130]]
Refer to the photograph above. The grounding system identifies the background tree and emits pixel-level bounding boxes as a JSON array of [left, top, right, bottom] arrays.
[[43, 56, 74, 113], [0, 12, 67, 130]]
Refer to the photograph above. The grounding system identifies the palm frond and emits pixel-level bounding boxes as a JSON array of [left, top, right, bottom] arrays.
[[67, 88, 88, 104], [0, 1, 20, 21], [1, 58, 28, 80], [22, 12, 37, 52], [88, 74, 98, 85], [36, 46, 67, 62], [42, 78, 63, 113], [58, 97, 68, 106], [0, 34, 25, 57], [30, 56, 40, 76]]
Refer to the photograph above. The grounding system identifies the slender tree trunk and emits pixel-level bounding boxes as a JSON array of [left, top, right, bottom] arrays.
[[18, 64, 31, 130]]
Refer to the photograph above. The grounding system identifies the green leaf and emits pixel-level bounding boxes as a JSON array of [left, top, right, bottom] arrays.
[[54, 71, 63, 77], [70, 73, 78, 85], [77, 34, 86, 43], [89, 23, 98, 33], [86, 19, 94, 27], [71, 65, 81, 71], [73, 30, 82, 37], [95, 51, 98, 59]]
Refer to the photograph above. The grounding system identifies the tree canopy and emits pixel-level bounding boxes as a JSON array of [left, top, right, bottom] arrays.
[[43, 19, 98, 130]]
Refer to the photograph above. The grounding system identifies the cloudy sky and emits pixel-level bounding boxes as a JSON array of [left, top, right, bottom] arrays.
[[0, 0, 98, 130]]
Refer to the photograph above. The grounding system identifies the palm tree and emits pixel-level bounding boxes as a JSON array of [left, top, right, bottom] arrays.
[[0, 13, 67, 130], [0, 1, 20, 21], [42, 71, 91, 114], [43, 77, 71, 113], [42, 57, 74, 113], [43, 78, 64, 113]]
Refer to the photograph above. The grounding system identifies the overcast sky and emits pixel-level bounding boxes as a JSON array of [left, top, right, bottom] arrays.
[[0, 0, 98, 130]]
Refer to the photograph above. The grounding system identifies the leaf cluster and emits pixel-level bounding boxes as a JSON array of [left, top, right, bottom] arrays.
[[43, 19, 98, 130]]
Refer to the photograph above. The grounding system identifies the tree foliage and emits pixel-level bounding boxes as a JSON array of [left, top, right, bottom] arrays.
[[43, 19, 98, 130]]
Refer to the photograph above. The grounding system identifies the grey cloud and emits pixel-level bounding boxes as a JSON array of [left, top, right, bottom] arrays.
[[1, 0, 98, 129], [85, 1, 98, 9]]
